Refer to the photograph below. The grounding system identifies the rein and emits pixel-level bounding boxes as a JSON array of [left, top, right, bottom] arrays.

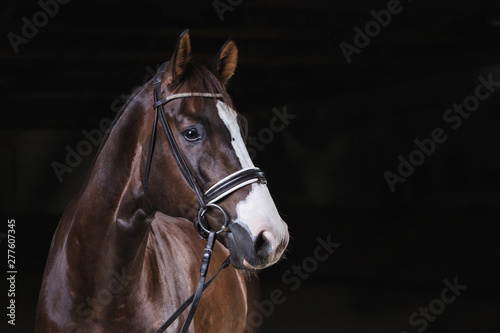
[[144, 61, 266, 332]]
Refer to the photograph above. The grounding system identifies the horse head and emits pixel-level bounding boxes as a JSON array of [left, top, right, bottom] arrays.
[[146, 30, 289, 270]]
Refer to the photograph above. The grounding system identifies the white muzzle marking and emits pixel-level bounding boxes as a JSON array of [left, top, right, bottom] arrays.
[[216, 101, 288, 263]]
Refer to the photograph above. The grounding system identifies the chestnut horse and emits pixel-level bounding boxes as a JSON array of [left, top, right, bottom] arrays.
[[36, 30, 289, 332]]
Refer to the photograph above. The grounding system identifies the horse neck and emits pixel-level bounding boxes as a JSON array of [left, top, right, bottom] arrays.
[[66, 85, 157, 283]]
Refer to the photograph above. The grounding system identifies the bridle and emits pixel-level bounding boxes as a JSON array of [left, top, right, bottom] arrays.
[[144, 61, 266, 239], [146, 61, 265, 332], [144, 62, 266, 332]]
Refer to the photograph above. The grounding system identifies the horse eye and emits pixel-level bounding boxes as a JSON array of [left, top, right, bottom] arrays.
[[182, 128, 202, 142]]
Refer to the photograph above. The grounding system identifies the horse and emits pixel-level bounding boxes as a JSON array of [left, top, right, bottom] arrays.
[[35, 30, 289, 332]]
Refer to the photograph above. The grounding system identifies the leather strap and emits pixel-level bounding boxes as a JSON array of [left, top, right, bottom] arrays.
[[154, 92, 223, 109], [143, 101, 158, 200], [154, 255, 230, 333], [154, 231, 231, 333], [180, 231, 216, 333], [152, 63, 208, 208], [205, 168, 266, 204]]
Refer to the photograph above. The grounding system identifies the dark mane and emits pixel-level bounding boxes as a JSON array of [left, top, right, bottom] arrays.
[[94, 81, 149, 156]]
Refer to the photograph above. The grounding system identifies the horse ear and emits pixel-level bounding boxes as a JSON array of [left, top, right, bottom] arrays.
[[168, 29, 192, 83], [209, 38, 238, 85]]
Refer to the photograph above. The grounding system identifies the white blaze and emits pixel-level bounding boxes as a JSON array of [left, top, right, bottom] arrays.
[[216, 100, 254, 169], [216, 101, 288, 248]]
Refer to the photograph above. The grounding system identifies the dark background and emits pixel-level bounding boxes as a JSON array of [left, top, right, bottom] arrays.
[[1, 0, 500, 332]]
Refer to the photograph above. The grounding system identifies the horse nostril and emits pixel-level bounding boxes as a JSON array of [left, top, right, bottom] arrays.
[[254, 231, 272, 260]]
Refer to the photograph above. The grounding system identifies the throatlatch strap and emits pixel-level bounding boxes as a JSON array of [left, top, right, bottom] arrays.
[[143, 106, 158, 200]]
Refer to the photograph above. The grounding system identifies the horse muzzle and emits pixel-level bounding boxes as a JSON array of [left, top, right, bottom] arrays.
[[226, 221, 289, 270]]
